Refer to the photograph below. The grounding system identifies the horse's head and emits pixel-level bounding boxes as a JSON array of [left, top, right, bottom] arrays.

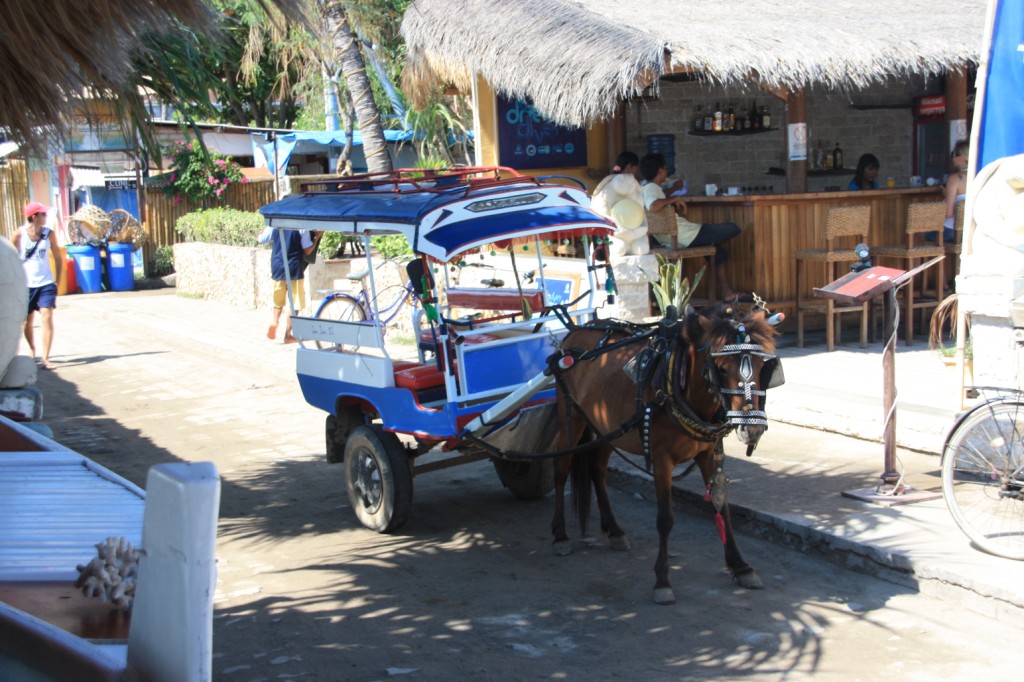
[[687, 305, 783, 455]]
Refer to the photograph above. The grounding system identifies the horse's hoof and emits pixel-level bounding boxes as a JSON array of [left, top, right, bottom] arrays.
[[653, 587, 676, 605], [607, 534, 630, 551], [733, 567, 764, 589], [552, 540, 573, 556]]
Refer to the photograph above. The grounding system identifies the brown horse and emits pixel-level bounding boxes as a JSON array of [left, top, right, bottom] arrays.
[[549, 304, 781, 604]]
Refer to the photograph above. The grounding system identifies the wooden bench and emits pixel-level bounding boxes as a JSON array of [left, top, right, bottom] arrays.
[[446, 287, 544, 312]]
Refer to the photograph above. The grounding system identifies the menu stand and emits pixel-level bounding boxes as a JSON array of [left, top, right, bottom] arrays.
[[815, 256, 944, 506]]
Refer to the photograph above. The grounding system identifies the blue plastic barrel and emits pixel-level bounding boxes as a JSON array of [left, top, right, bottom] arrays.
[[105, 243, 135, 292], [67, 244, 103, 294], [647, 134, 677, 176]]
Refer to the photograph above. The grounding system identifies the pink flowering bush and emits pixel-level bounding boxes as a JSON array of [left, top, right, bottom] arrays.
[[162, 140, 246, 202]]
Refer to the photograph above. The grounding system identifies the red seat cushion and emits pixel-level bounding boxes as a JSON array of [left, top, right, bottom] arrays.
[[394, 363, 446, 391]]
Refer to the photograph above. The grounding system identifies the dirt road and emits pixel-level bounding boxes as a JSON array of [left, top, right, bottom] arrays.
[[32, 290, 1019, 680]]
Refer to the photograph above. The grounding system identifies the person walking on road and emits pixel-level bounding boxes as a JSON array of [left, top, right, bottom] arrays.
[[258, 226, 320, 343], [12, 201, 63, 369]]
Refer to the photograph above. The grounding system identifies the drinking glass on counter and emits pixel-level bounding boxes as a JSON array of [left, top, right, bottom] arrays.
[[886, 177, 896, 189]]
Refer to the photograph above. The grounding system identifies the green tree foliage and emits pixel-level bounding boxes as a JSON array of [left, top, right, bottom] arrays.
[[134, 0, 317, 130]]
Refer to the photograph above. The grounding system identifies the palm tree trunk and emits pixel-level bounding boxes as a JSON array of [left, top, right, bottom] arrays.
[[319, 1, 392, 174]]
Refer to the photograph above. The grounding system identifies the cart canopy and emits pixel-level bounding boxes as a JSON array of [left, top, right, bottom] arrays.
[[258, 167, 614, 261]]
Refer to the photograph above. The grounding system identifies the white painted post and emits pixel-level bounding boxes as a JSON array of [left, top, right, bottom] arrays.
[[127, 462, 220, 682]]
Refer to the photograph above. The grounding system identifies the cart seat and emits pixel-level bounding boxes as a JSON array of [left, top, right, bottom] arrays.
[[394, 362, 446, 391], [447, 287, 544, 312]]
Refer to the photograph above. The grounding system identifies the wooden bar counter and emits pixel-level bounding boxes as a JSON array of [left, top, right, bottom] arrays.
[[684, 187, 944, 320]]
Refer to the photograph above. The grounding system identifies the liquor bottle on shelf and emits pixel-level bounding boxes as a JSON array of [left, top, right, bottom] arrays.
[[727, 103, 736, 132], [704, 107, 713, 131], [750, 100, 761, 130], [713, 102, 723, 132], [693, 105, 703, 132], [760, 105, 771, 130], [833, 142, 844, 170]]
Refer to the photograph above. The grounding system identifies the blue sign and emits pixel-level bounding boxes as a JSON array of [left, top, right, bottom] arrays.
[[496, 95, 588, 170]]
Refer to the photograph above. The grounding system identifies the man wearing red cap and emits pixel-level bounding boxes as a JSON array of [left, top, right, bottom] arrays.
[[12, 201, 63, 369]]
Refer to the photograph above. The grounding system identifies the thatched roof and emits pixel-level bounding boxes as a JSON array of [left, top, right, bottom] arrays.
[[402, 0, 987, 126], [0, 0, 304, 152]]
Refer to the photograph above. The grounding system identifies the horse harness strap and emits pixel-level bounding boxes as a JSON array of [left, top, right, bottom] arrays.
[[550, 316, 730, 473]]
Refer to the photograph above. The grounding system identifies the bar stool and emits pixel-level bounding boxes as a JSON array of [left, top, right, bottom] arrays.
[[645, 206, 717, 302], [795, 204, 871, 351], [873, 201, 946, 345]]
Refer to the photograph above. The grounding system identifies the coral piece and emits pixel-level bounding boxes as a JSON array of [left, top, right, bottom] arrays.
[[74, 536, 141, 612]]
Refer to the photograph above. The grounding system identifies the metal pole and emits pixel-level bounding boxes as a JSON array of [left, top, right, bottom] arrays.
[[879, 287, 902, 491]]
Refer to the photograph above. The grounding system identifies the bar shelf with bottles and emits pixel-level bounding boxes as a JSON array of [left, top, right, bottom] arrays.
[[688, 101, 775, 136]]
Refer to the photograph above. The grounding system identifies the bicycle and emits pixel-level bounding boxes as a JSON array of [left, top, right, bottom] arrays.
[[313, 262, 418, 351], [312, 259, 508, 352], [941, 386, 1024, 560]]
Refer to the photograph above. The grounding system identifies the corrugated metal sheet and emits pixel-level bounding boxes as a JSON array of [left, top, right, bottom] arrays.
[[0, 425, 145, 582]]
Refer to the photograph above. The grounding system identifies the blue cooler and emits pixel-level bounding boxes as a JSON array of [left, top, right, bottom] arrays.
[[67, 244, 103, 293], [105, 243, 135, 292]]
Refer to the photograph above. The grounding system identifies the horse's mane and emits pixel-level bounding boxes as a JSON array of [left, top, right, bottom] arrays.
[[690, 305, 778, 354]]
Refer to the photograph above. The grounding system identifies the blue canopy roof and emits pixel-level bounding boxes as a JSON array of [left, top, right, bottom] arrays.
[[259, 173, 613, 261]]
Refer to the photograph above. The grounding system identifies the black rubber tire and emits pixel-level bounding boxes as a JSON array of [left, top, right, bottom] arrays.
[[941, 400, 1024, 560], [492, 458, 555, 500], [314, 294, 366, 350], [325, 406, 364, 463], [344, 425, 413, 533]]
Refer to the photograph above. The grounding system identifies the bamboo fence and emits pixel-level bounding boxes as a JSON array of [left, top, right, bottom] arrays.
[[0, 159, 30, 241], [142, 178, 275, 269]]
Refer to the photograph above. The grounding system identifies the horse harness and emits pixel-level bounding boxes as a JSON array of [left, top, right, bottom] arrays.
[[549, 309, 784, 472]]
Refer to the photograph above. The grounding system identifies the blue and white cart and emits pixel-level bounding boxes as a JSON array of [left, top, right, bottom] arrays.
[[259, 168, 615, 532]]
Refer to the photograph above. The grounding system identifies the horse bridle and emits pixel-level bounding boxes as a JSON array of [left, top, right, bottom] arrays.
[[705, 325, 784, 429]]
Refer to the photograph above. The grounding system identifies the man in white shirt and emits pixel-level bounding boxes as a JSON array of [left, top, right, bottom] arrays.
[[639, 153, 745, 301]]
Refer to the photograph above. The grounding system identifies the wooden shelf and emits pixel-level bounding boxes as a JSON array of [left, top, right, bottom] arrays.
[[688, 128, 777, 137], [808, 168, 854, 176], [848, 102, 912, 110]]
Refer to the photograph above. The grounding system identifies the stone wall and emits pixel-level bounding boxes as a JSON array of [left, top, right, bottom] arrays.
[[173, 243, 359, 315], [624, 75, 938, 194]]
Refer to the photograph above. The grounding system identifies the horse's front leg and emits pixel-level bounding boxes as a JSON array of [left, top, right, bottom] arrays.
[[551, 453, 573, 556], [696, 446, 763, 590], [591, 445, 629, 550], [651, 458, 676, 604]]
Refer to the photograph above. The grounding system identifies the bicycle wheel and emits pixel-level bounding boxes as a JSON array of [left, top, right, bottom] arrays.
[[314, 294, 366, 350], [941, 400, 1024, 560]]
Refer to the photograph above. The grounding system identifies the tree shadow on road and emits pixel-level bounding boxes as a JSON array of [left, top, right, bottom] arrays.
[[209, 459, 926, 680]]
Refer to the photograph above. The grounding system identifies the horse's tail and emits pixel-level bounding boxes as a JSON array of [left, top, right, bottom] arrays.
[[570, 447, 593, 536]]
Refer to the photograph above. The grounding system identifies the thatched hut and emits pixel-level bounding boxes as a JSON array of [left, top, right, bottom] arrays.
[[402, 0, 986, 190], [403, 0, 989, 338]]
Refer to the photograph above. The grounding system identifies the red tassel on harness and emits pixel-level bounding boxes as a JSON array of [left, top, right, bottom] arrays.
[[715, 513, 726, 544], [704, 486, 712, 503]]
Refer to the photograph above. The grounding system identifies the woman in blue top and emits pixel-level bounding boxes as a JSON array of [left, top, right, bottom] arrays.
[[848, 154, 881, 190]]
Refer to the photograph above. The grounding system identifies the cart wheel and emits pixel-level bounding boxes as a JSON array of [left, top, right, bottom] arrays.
[[344, 425, 413, 532], [492, 458, 555, 500], [325, 406, 364, 463]]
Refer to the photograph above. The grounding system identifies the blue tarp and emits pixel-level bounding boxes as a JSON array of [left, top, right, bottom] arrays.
[[976, 0, 1024, 171], [251, 130, 415, 176]]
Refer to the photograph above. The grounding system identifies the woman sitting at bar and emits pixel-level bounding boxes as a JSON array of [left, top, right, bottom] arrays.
[[943, 140, 969, 242], [638, 153, 745, 302], [848, 153, 881, 190]]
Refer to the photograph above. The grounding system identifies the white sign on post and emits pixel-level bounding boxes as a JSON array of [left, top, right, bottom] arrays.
[[788, 123, 808, 161]]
